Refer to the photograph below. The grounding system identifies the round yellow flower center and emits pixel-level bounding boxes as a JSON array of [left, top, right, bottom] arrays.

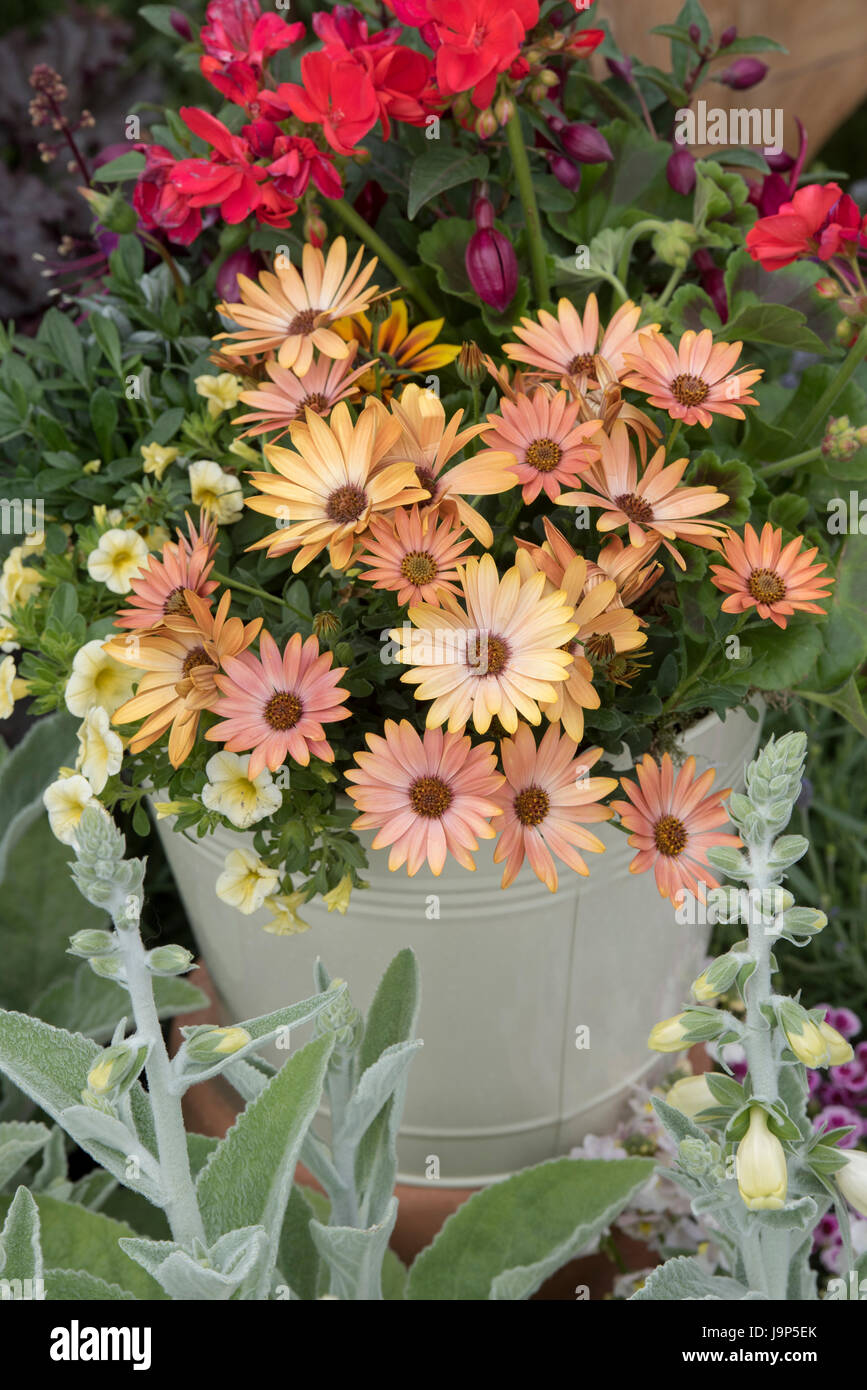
[[614, 492, 654, 523], [287, 308, 320, 336], [165, 588, 191, 616], [526, 437, 562, 473], [400, 550, 438, 585], [514, 785, 550, 827], [182, 646, 211, 677], [326, 484, 368, 524], [265, 691, 303, 730], [409, 775, 453, 818], [568, 352, 596, 375], [654, 814, 688, 857], [747, 567, 786, 604], [670, 373, 709, 406]]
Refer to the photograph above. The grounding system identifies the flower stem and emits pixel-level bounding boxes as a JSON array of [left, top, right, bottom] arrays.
[[799, 322, 867, 443], [210, 568, 309, 622], [329, 196, 439, 321], [665, 418, 682, 455], [505, 108, 550, 309], [757, 445, 822, 478]]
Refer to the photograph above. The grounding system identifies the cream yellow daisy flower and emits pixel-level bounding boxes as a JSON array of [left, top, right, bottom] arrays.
[[201, 750, 282, 829], [87, 528, 149, 594], [75, 706, 124, 794], [189, 460, 244, 525], [65, 639, 141, 718], [43, 773, 101, 846], [215, 847, 280, 915]]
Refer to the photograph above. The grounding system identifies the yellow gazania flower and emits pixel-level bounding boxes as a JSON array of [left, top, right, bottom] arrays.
[[201, 750, 282, 829], [392, 553, 577, 735], [87, 528, 149, 595], [215, 848, 280, 916], [245, 401, 427, 571], [42, 772, 101, 846], [195, 372, 244, 418], [215, 237, 379, 375], [65, 638, 141, 718], [189, 460, 244, 525], [333, 299, 460, 393], [263, 891, 311, 935], [366, 384, 516, 548], [141, 443, 180, 481], [0, 655, 28, 718], [75, 706, 124, 794]]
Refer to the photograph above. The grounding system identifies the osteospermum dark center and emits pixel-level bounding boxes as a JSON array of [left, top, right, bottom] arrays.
[[287, 308, 319, 336], [654, 813, 688, 857], [400, 550, 438, 585], [526, 437, 562, 473], [477, 633, 509, 677], [165, 588, 192, 616], [265, 691, 303, 730], [326, 484, 368, 524], [585, 632, 615, 661], [568, 352, 596, 376], [670, 373, 709, 406], [415, 466, 440, 502], [181, 646, 210, 676], [300, 392, 328, 413], [747, 567, 786, 604], [614, 492, 654, 524], [514, 785, 550, 827], [409, 775, 453, 818]]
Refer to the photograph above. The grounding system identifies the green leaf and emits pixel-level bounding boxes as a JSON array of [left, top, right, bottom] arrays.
[[0, 1193, 164, 1299], [176, 984, 344, 1087], [90, 314, 123, 376], [138, 4, 185, 37], [93, 152, 147, 183], [356, 950, 420, 1226], [0, 715, 78, 882], [310, 1197, 398, 1301], [43, 1268, 137, 1300], [812, 537, 867, 689], [276, 1185, 322, 1300], [798, 677, 867, 738], [416, 216, 480, 304], [407, 1157, 654, 1300], [716, 35, 787, 55], [195, 1033, 335, 1295], [407, 149, 489, 221], [0, 1187, 42, 1284], [38, 309, 86, 386], [687, 451, 755, 526], [720, 303, 826, 354], [632, 1255, 755, 1300], [89, 387, 119, 460], [143, 407, 186, 448], [0, 1121, 50, 1189], [746, 622, 824, 690], [33, 967, 207, 1040]]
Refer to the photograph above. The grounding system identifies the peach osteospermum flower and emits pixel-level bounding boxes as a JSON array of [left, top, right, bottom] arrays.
[[477, 389, 602, 504], [493, 725, 616, 891], [232, 344, 373, 440], [392, 553, 577, 735], [504, 294, 655, 386], [206, 629, 350, 777], [114, 512, 219, 631], [215, 237, 379, 374], [515, 521, 646, 742], [334, 299, 460, 394], [709, 522, 835, 629], [245, 402, 427, 571], [105, 590, 262, 766], [559, 420, 729, 569], [345, 720, 503, 875], [367, 384, 516, 549], [622, 330, 763, 428], [611, 753, 742, 903], [356, 505, 476, 608], [587, 534, 663, 612]]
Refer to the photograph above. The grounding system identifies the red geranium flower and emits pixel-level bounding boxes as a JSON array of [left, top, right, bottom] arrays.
[[429, 0, 539, 108], [199, 56, 261, 108], [172, 108, 268, 223], [132, 144, 202, 246], [745, 182, 863, 271], [200, 0, 303, 69], [269, 52, 380, 155], [313, 5, 398, 51], [267, 135, 343, 200], [362, 45, 436, 136]]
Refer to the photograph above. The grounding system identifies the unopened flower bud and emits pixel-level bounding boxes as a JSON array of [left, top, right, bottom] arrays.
[[647, 1014, 690, 1052], [679, 1135, 713, 1176], [652, 218, 696, 269], [606, 56, 633, 84], [216, 249, 261, 303], [313, 610, 341, 637], [560, 123, 613, 164], [836, 318, 858, 347], [87, 1043, 145, 1096], [69, 929, 117, 958], [783, 1015, 830, 1068], [818, 1020, 855, 1066], [170, 9, 192, 40], [688, 23, 701, 42], [736, 1107, 788, 1210], [765, 150, 795, 173], [665, 1073, 720, 1119], [719, 25, 737, 47], [494, 96, 515, 126], [185, 1025, 252, 1063], [719, 57, 768, 91], [815, 276, 841, 299], [146, 944, 195, 976], [456, 340, 486, 387], [475, 108, 498, 139], [667, 146, 696, 195], [836, 1149, 867, 1218], [79, 186, 138, 235], [537, 68, 560, 88], [692, 952, 742, 1001], [549, 154, 581, 191], [822, 415, 860, 460], [89, 954, 125, 980], [352, 146, 371, 166], [465, 227, 518, 314]]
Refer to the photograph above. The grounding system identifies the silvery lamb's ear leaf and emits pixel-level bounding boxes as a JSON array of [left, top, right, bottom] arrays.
[[120, 1226, 270, 1301], [173, 985, 344, 1090], [43, 1268, 138, 1300], [195, 1033, 335, 1297], [631, 1255, 761, 1301], [310, 1196, 398, 1302], [276, 1185, 323, 1302], [355, 950, 420, 1226], [407, 1157, 654, 1302], [0, 1122, 51, 1190], [340, 1040, 423, 1148], [651, 1095, 709, 1145], [0, 712, 77, 880], [32, 1127, 69, 1192], [0, 1186, 43, 1285], [58, 1107, 163, 1205], [33, 968, 207, 1041], [753, 1195, 818, 1231], [223, 1055, 274, 1104], [0, 1010, 158, 1202]]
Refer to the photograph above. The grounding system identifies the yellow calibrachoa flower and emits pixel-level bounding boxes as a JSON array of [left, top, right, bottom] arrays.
[[64, 639, 140, 718], [141, 442, 179, 481], [87, 528, 149, 594], [0, 545, 42, 612], [195, 372, 244, 417], [264, 892, 311, 936], [0, 655, 28, 719], [189, 459, 244, 525], [322, 874, 353, 915], [736, 1107, 788, 1211], [83, 458, 102, 475], [201, 751, 282, 829], [215, 847, 279, 915], [42, 772, 100, 846], [75, 706, 124, 794]]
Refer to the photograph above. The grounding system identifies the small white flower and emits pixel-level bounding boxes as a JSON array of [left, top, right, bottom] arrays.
[[189, 460, 244, 525], [215, 848, 280, 916], [87, 528, 149, 594], [65, 639, 140, 718], [201, 751, 282, 829], [0, 655, 27, 718], [43, 773, 100, 846], [76, 706, 124, 793]]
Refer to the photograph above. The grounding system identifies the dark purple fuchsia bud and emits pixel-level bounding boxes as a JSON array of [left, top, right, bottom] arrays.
[[549, 154, 582, 191], [667, 146, 696, 195], [216, 249, 262, 303], [465, 227, 518, 314], [353, 178, 388, 227], [472, 193, 496, 229], [560, 123, 613, 164], [719, 57, 768, 90], [606, 56, 633, 84], [688, 23, 701, 42], [170, 9, 193, 40], [764, 149, 795, 172], [547, 115, 566, 138], [719, 25, 737, 47]]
